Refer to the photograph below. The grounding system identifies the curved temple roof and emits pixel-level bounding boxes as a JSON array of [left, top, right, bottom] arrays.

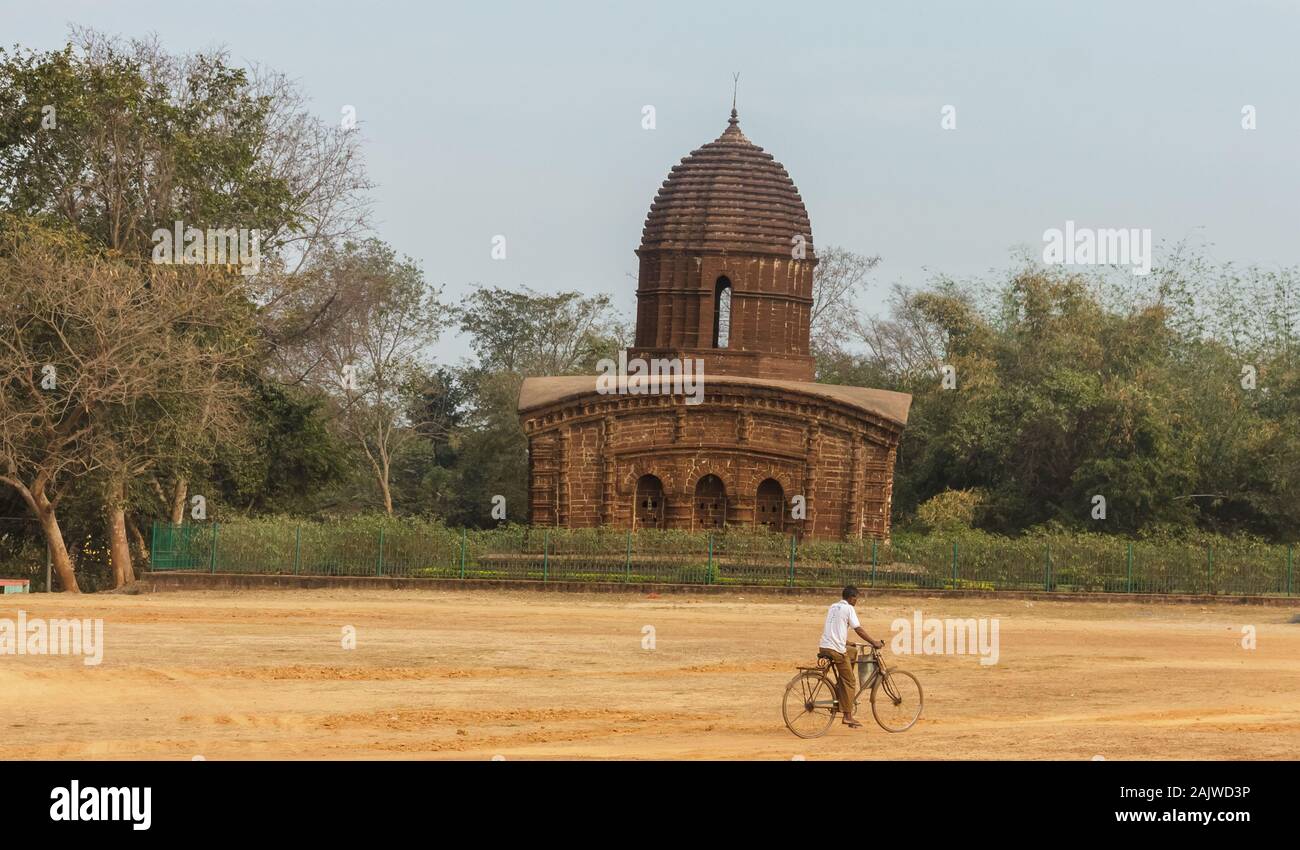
[[638, 109, 815, 259], [518, 374, 911, 428]]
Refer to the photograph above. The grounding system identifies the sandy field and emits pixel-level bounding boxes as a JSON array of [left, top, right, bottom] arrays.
[[1, 587, 1298, 760]]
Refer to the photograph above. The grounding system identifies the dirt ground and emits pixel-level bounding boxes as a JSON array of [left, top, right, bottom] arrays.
[[1, 587, 1297, 759]]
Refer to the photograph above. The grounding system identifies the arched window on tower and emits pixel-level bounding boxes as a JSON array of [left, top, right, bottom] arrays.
[[712, 277, 732, 349]]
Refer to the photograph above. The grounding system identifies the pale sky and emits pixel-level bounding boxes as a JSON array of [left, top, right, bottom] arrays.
[[7, 0, 1300, 361]]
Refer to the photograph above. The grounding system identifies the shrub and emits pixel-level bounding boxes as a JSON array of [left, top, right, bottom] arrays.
[[916, 489, 987, 532]]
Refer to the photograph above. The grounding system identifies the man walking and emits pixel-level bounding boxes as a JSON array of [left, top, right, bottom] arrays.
[[818, 585, 883, 729]]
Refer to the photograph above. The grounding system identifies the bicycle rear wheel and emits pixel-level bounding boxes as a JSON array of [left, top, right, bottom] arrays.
[[870, 669, 923, 732], [782, 671, 837, 738]]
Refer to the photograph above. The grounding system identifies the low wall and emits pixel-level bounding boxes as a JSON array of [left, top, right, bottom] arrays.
[[139, 570, 1300, 606]]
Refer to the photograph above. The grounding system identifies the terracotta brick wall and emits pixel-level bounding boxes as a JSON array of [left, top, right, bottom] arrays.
[[632, 252, 817, 381], [521, 386, 903, 540]]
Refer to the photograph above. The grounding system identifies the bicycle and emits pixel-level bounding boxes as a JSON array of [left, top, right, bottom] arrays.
[[782, 642, 923, 737]]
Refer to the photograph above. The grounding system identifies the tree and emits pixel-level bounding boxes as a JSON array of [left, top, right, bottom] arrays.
[[409, 367, 468, 459], [0, 216, 253, 590], [456, 286, 621, 376], [202, 376, 349, 515], [810, 246, 880, 357], [446, 286, 622, 525], [440, 369, 530, 527], [843, 255, 1300, 539], [0, 29, 373, 540], [292, 239, 446, 514], [0, 29, 370, 267]]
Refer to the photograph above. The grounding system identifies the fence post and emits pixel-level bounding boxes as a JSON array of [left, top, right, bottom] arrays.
[[1044, 543, 1051, 591], [209, 522, 219, 574], [1206, 543, 1214, 592], [45, 540, 52, 592], [543, 530, 549, 582], [787, 534, 796, 587], [707, 534, 713, 585], [624, 530, 632, 582], [871, 538, 878, 587], [951, 541, 958, 586], [294, 526, 302, 575], [376, 528, 385, 577], [1288, 545, 1294, 596], [1126, 541, 1133, 593], [459, 527, 466, 579]]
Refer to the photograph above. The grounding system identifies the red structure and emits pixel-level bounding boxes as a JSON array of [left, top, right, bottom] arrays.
[[518, 109, 911, 539]]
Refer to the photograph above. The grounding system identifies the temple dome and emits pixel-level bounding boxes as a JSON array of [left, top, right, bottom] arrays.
[[638, 110, 815, 259]]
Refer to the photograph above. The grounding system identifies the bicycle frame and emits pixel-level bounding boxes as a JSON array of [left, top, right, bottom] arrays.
[[814, 645, 890, 711], [784, 643, 921, 736]]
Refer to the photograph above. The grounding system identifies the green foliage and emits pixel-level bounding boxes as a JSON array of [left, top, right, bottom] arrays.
[[456, 285, 622, 376], [208, 377, 349, 514], [0, 41, 294, 257], [860, 261, 1300, 541], [415, 285, 622, 527], [438, 369, 529, 527], [150, 514, 1298, 597], [915, 489, 986, 532]]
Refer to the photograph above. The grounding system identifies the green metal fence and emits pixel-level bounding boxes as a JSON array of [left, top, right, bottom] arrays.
[[148, 520, 1297, 597]]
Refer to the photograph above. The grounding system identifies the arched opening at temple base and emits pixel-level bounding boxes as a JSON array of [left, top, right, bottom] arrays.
[[693, 474, 727, 529], [756, 478, 785, 532], [633, 474, 665, 529]]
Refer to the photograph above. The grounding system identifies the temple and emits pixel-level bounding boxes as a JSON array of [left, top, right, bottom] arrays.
[[517, 108, 911, 538]]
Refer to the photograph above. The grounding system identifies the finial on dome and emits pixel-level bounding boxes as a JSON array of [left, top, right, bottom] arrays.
[[716, 74, 750, 141]]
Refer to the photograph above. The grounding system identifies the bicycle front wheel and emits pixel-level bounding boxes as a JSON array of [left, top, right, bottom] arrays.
[[782, 671, 837, 739], [870, 669, 923, 732]]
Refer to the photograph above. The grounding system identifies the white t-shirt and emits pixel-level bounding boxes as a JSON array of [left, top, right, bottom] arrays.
[[819, 599, 861, 653]]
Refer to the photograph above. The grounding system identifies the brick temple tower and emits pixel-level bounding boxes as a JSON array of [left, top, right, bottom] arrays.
[[628, 107, 817, 382], [518, 108, 911, 539]]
